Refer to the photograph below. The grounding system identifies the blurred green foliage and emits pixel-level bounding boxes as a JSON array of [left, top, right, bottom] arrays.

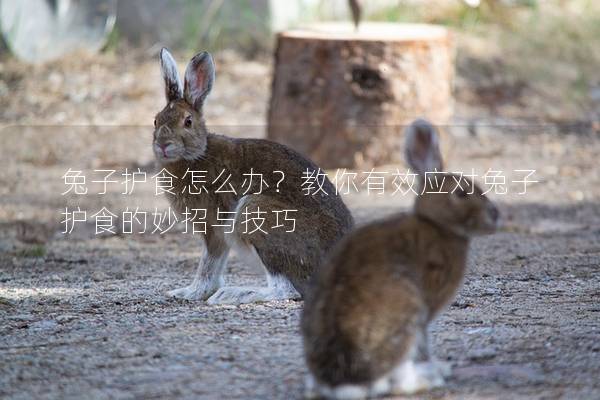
[[182, 0, 270, 56], [17, 245, 46, 258], [103, 25, 120, 53], [371, 0, 600, 117]]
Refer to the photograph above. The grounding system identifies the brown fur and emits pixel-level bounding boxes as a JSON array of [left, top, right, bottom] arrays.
[[301, 119, 499, 390], [154, 50, 353, 299]]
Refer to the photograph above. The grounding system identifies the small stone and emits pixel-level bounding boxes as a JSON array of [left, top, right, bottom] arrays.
[[28, 319, 58, 331], [92, 271, 108, 282], [55, 315, 77, 324], [116, 348, 145, 358], [465, 327, 493, 335], [452, 300, 475, 309], [468, 347, 497, 361]]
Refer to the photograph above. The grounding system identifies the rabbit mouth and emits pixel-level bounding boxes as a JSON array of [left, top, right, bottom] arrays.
[[156, 153, 179, 162], [154, 143, 184, 162]]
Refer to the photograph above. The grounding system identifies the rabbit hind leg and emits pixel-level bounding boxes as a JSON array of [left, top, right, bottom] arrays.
[[206, 242, 299, 305]]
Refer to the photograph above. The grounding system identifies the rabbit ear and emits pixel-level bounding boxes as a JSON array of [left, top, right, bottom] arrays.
[[184, 51, 215, 110], [404, 118, 443, 176], [160, 48, 183, 102]]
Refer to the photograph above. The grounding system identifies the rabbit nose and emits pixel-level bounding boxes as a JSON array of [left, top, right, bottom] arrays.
[[158, 143, 170, 157]]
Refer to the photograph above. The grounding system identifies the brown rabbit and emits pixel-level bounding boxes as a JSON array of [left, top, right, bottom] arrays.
[[154, 49, 353, 304], [301, 119, 499, 399]]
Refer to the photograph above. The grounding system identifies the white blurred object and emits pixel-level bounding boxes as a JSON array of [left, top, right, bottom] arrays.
[[463, 0, 482, 7], [1, 0, 117, 63], [269, 0, 399, 31]]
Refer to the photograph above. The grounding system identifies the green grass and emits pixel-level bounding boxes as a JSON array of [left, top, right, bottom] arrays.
[[370, 0, 600, 119], [103, 26, 120, 53], [182, 0, 270, 57], [16, 245, 46, 258]]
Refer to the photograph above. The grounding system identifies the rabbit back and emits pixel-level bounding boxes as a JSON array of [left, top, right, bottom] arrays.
[[302, 215, 430, 385]]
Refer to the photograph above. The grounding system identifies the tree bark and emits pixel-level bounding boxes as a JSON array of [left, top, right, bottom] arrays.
[[267, 22, 454, 168]]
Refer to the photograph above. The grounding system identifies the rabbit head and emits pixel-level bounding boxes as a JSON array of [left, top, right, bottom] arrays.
[[405, 119, 499, 237], [153, 48, 215, 163]]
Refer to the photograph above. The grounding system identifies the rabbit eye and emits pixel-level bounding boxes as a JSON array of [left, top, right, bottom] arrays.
[[184, 116, 193, 128], [153, 118, 157, 127]]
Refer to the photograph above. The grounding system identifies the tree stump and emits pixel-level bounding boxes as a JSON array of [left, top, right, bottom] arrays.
[[267, 22, 454, 168]]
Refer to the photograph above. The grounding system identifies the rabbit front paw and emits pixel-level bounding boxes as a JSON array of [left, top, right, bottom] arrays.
[[166, 280, 221, 301], [206, 283, 301, 305]]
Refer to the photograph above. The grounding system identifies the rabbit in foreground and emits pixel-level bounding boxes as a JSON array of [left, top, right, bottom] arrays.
[[301, 119, 499, 399], [154, 49, 353, 304]]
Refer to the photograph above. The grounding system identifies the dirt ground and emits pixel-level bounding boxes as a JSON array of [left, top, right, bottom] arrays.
[[1, 50, 600, 399]]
